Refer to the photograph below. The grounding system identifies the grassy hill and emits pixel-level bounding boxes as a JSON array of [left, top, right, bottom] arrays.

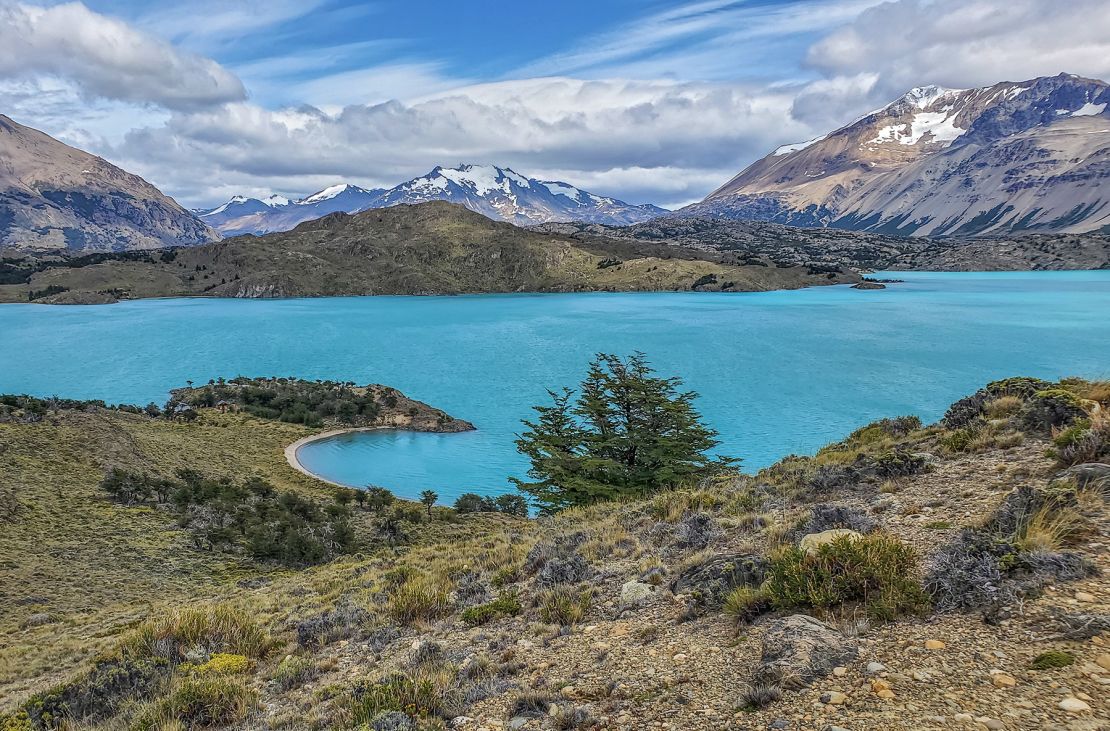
[[0, 202, 857, 304], [1, 377, 1107, 730]]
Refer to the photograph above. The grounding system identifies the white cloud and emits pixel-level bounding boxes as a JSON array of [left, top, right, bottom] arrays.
[[106, 78, 815, 208], [806, 0, 1110, 97], [0, 1, 245, 110]]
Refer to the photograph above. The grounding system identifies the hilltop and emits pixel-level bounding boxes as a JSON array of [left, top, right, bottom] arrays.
[[1, 374, 1107, 729], [0, 201, 857, 304]]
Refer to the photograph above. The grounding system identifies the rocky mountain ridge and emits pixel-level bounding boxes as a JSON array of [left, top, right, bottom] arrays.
[[0, 115, 218, 252], [683, 74, 1110, 236], [198, 165, 668, 236]]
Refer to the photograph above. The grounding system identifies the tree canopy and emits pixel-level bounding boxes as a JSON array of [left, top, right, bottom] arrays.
[[512, 353, 735, 513]]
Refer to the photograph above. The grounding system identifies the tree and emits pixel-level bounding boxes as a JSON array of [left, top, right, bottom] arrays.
[[454, 492, 493, 514], [364, 486, 395, 512], [353, 490, 367, 510], [419, 490, 438, 518], [493, 494, 529, 517], [513, 352, 735, 513]]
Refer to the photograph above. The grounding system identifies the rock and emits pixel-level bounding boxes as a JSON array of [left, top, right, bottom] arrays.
[[1058, 697, 1091, 713], [820, 690, 848, 705], [508, 717, 530, 730], [1095, 653, 1110, 671], [1074, 591, 1095, 602], [620, 580, 658, 609], [924, 639, 946, 650], [991, 673, 1017, 688], [799, 529, 862, 555], [752, 615, 859, 689], [977, 718, 1003, 730], [832, 666, 847, 677], [1053, 462, 1110, 489], [876, 688, 896, 699], [851, 280, 886, 290], [953, 713, 974, 723], [871, 679, 892, 692], [670, 553, 768, 608], [866, 661, 886, 674]]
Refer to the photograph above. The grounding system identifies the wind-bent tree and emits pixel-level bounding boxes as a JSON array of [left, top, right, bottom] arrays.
[[419, 489, 438, 517], [513, 353, 735, 513]]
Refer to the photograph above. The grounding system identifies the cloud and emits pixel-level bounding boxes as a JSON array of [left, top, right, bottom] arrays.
[[807, 0, 1110, 96], [108, 78, 814, 208], [0, 1, 245, 110]]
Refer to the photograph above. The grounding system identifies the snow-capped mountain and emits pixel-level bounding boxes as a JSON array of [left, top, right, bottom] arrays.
[[198, 165, 667, 236], [198, 184, 383, 236], [681, 73, 1110, 236], [371, 164, 667, 227]]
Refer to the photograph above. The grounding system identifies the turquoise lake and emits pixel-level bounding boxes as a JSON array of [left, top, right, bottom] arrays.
[[2, 271, 1109, 505]]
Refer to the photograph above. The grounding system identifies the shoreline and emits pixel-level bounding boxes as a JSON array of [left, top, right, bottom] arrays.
[[284, 426, 394, 489]]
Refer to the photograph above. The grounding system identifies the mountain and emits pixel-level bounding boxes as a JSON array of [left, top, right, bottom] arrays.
[[370, 164, 667, 226], [198, 165, 667, 236], [0, 115, 218, 252], [2, 201, 857, 303], [682, 73, 1110, 236], [197, 184, 383, 236]]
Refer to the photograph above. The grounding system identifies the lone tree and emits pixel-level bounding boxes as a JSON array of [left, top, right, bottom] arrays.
[[512, 352, 735, 513], [419, 489, 438, 517]]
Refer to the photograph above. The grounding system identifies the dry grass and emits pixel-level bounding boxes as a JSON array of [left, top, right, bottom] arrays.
[[1013, 504, 1084, 552]]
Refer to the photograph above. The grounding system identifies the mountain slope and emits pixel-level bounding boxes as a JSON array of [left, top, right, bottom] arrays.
[[198, 185, 384, 236], [0, 115, 218, 252], [198, 165, 667, 236], [683, 74, 1110, 236], [4, 201, 856, 303]]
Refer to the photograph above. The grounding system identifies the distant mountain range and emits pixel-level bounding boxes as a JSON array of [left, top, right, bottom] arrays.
[[680, 73, 1110, 236], [0, 115, 217, 252], [198, 164, 668, 235]]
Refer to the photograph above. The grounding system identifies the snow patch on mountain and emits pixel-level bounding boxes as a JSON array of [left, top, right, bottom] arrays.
[[773, 136, 825, 156], [1073, 102, 1107, 117], [869, 111, 964, 146]]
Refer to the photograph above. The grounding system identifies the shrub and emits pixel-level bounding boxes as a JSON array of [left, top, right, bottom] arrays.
[[296, 603, 371, 648], [133, 676, 257, 730], [1030, 650, 1074, 669], [723, 586, 772, 625], [191, 653, 250, 676], [509, 692, 554, 718], [551, 703, 592, 730], [801, 503, 877, 535], [120, 605, 269, 663], [460, 592, 523, 626], [939, 427, 979, 453], [1021, 389, 1086, 435], [272, 656, 317, 690], [763, 534, 928, 621], [536, 554, 591, 588], [1054, 419, 1110, 467], [350, 665, 464, 724], [18, 657, 170, 728], [538, 587, 592, 626], [386, 575, 453, 625], [737, 681, 782, 711]]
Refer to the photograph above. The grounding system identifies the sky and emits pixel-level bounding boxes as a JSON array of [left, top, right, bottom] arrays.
[[3, 0, 1110, 209]]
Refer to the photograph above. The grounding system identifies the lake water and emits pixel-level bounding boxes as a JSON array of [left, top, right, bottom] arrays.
[[2, 271, 1108, 505]]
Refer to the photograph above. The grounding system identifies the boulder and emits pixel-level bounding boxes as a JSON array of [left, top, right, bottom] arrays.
[[753, 614, 858, 689], [799, 529, 862, 555], [1054, 462, 1110, 489], [620, 580, 658, 609], [670, 553, 767, 608]]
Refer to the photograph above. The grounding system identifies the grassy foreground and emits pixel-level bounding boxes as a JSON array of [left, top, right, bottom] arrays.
[[1, 377, 1107, 730]]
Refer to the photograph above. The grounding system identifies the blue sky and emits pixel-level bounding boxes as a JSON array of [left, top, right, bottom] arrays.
[[2, 0, 1109, 207]]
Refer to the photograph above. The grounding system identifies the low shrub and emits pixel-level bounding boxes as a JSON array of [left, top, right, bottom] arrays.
[[536, 554, 591, 588], [133, 676, 257, 730], [984, 395, 1023, 419], [120, 605, 269, 663], [18, 657, 170, 729], [1030, 650, 1075, 670], [737, 681, 782, 711], [386, 575, 453, 625], [460, 592, 523, 626], [509, 692, 554, 718], [296, 602, 372, 648], [1021, 389, 1086, 435], [272, 656, 317, 691], [350, 664, 464, 724], [722, 586, 772, 625], [763, 534, 928, 621], [538, 587, 592, 626], [1054, 419, 1110, 467], [191, 653, 250, 676]]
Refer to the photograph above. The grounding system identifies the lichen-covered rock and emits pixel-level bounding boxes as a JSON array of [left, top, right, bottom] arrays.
[[1054, 462, 1110, 489], [752, 615, 858, 689], [620, 581, 658, 609], [1020, 389, 1086, 434], [670, 553, 767, 608]]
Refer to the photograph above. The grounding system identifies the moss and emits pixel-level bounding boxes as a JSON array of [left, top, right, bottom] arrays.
[[1030, 650, 1074, 670]]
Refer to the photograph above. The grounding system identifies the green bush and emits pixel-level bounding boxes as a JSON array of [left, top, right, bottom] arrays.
[[763, 534, 928, 621], [460, 592, 523, 626]]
